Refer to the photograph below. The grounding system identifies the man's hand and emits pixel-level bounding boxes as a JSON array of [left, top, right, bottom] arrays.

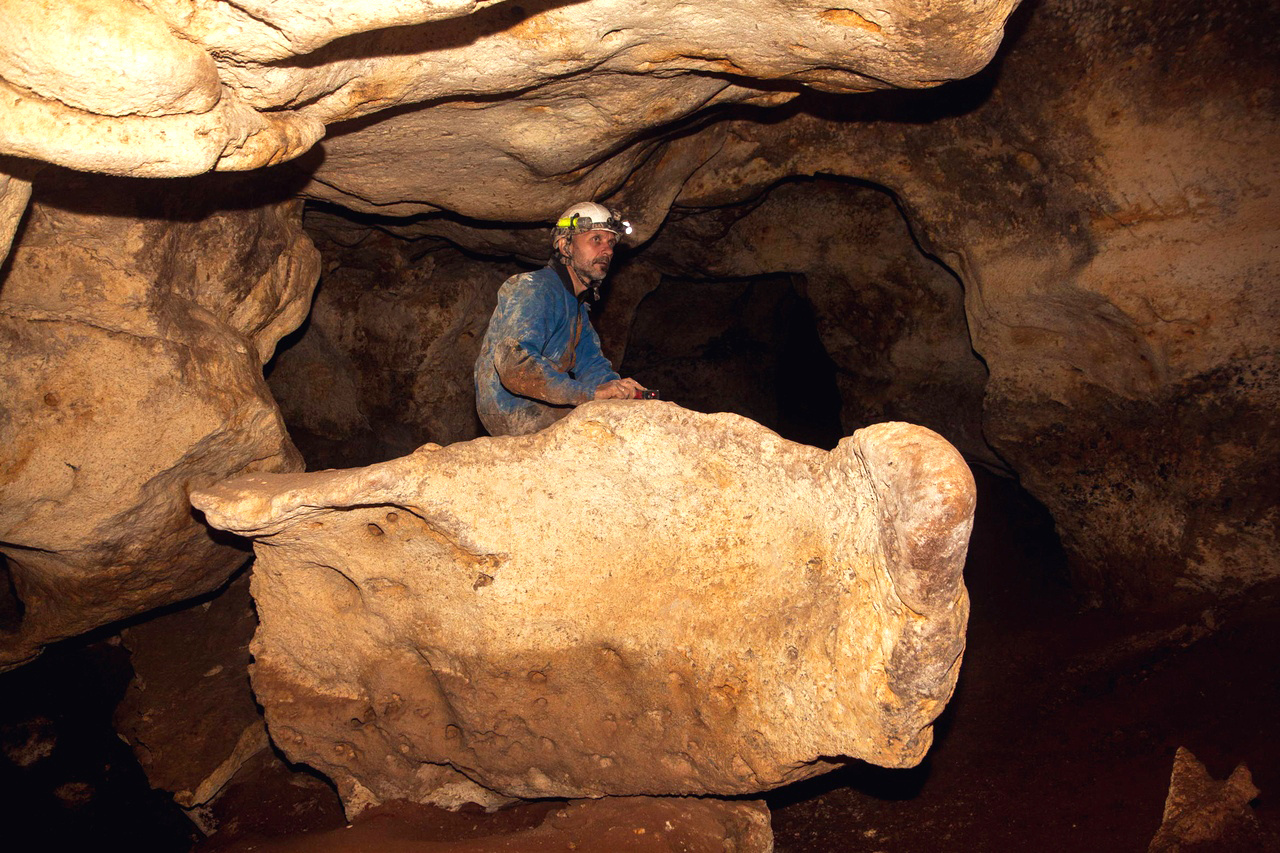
[[593, 378, 646, 400]]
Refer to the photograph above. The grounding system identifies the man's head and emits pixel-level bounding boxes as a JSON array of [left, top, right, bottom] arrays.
[[551, 202, 632, 296]]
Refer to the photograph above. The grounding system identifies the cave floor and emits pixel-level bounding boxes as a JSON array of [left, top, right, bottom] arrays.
[[2, 471, 1276, 852]]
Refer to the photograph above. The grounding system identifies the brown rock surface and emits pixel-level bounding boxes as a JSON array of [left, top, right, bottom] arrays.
[[0, 0, 1017, 193], [0, 173, 318, 668], [114, 573, 266, 811], [267, 228, 528, 463], [642, 0, 1280, 604], [0, 156, 34, 261], [1148, 747, 1264, 852], [192, 404, 973, 813]]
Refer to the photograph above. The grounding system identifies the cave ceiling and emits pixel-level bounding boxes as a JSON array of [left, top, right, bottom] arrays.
[[1, 0, 1018, 233]]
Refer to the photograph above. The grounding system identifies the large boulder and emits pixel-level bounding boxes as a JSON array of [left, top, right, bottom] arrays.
[[192, 403, 973, 813], [0, 173, 318, 668]]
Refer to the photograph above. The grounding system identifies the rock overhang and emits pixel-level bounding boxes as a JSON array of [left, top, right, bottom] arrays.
[[0, 0, 1020, 209]]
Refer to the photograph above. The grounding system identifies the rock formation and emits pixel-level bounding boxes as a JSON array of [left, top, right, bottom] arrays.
[[0, 0, 1273, 616], [0, 0, 1017, 221], [628, 0, 1280, 604], [0, 0, 1022, 668], [191, 404, 974, 813], [1148, 747, 1263, 852], [114, 573, 266, 818], [0, 172, 317, 668]]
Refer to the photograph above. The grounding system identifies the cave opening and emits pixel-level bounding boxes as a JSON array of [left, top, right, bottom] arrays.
[[620, 273, 844, 450]]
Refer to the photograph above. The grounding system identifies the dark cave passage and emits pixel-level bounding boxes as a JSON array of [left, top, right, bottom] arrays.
[[620, 273, 844, 450], [0, 636, 200, 850], [0, 554, 22, 635]]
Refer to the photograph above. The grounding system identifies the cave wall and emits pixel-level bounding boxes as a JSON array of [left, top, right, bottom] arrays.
[[624, 179, 993, 465], [262, 0, 1279, 607], [271, 179, 986, 470], [890, 0, 1280, 604], [265, 218, 530, 467], [0, 172, 318, 667], [0, 0, 1016, 220]]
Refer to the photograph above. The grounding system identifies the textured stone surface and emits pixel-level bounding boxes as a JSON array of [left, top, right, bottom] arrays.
[[115, 573, 265, 810], [192, 404, 973, 812], [267, 229, 527, 466], [0, 0, 1017, 195], [1148, 747, 1263, 852], [0, 173, 318, 668], [0, 156, 34, 261]]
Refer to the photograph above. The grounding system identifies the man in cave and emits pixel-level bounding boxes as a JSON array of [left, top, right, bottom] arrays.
[[474, 201, 648, 436]]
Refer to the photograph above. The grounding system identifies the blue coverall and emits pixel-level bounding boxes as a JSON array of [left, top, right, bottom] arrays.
[[474, 261, 621, 436]]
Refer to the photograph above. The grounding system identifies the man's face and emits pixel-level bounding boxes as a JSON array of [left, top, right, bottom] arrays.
[[563, 228, 618, 286]]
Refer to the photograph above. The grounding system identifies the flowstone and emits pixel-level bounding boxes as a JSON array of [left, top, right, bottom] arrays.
[[192, 402, 974, 813]]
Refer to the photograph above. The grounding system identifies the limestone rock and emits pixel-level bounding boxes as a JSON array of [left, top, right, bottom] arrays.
[[192, 404, 973, 812], [0, 174, 318, 668], [0, 0, 1018, 185], [1148, 747, 1264, 852], [0, 0, 220, 118], [0, 156, 34, 261], [115, 573, 266, 810]]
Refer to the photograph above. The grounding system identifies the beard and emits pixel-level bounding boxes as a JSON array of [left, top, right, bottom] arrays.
[[572, 254, 610, 284]]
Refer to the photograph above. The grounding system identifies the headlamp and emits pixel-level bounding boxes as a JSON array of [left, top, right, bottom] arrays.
[[556, 213, 633, 236]]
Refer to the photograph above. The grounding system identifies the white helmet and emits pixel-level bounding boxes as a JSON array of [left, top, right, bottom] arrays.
[[552, 202, 633, 251]]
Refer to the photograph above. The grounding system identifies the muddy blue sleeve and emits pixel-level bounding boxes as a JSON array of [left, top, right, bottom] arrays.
[[492, 280, 595, 405]]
